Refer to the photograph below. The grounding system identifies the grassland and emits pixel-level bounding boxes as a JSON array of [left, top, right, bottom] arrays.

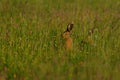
[[0, 0, 120, 80]]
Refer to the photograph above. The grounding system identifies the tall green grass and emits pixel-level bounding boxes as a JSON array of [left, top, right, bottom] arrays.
[[0, 0, 120, 80]]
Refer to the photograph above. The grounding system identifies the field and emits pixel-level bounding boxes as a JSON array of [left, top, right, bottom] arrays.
[[0, 0, 120, 80]]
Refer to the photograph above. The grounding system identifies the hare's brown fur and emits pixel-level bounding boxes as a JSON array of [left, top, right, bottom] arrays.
[[62, 23, 73, 50]]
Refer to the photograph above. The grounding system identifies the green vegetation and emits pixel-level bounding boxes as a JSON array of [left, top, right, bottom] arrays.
[[0, 0, 120, 80]]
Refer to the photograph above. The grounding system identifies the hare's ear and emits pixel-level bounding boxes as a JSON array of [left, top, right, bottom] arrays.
[[67, 23, 74, 32]]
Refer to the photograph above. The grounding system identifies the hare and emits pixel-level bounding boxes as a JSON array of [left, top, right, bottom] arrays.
[[62, 23, 74, 50]]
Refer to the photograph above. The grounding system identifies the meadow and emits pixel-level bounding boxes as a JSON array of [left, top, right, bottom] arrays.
[[0, 0, 120, 80]]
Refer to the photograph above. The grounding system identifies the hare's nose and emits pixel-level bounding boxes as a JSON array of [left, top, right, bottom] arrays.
[[61, 34, 63, 37]]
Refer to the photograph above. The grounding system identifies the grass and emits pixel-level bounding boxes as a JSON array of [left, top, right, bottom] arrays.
[[0, 0, 120, 80]]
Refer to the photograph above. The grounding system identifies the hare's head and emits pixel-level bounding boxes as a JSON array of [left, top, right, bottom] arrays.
[[62, 23, 73, 39], [62, 23, 74, 50]]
